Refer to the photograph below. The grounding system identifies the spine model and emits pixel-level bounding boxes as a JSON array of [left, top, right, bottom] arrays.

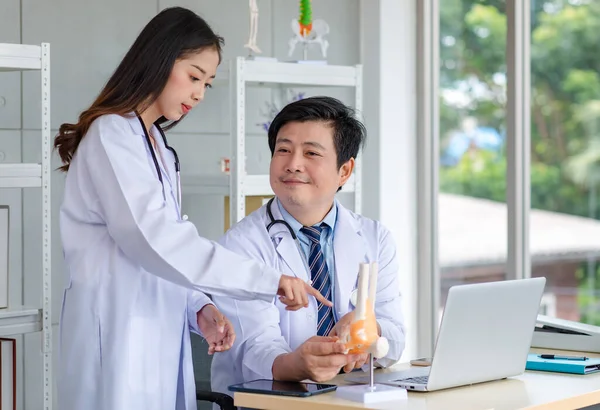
[[299, 0, 313, 37]]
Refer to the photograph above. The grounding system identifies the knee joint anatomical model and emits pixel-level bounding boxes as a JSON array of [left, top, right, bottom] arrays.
[[341, 262, 389, 359]]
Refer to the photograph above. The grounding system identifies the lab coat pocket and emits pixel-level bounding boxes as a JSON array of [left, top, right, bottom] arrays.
[[127, 317, 160, 392]]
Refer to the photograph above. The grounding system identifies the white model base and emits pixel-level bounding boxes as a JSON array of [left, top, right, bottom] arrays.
[[335, 383, 407, 403], [289, 59, 328, 65], [245, 55, 278, 62]]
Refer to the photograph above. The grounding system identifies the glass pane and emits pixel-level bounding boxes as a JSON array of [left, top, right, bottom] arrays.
[[438, 0, 507, 316], [530, 0, 600, 325]]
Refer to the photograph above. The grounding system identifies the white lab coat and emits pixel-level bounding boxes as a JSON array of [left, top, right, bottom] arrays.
[[57, 113, 283, 410], [210, 200, 406, 397]]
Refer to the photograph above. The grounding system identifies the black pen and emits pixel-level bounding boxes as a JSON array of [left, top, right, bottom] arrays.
[[539, 354, 589, 361]]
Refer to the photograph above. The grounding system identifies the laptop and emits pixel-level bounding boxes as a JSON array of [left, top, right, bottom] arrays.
[[346, 277, 546, 392]]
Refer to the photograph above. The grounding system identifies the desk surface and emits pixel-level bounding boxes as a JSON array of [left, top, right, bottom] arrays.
[[234, 348, 600, 410]]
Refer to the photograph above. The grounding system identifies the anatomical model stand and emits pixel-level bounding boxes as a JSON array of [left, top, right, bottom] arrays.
[[245, 0, 261, 55], [335, 262, 408, 403]]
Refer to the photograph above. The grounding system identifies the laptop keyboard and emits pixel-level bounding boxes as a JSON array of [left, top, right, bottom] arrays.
[[395, 375, 429, 384]]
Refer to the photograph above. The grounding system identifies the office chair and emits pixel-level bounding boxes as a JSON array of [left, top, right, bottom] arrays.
[[191, 333, 237, 410], [196, 382, 236, 410]]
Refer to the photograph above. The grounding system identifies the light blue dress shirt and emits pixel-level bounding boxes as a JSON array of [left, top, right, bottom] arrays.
[[277, 198, 338, 317]]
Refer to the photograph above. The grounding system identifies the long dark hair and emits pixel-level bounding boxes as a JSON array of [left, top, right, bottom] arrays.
[[54, 7, 224, 171]]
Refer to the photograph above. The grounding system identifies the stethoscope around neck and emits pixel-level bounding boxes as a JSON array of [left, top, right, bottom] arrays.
[[265, 197, 359, 309], [266, 197, 297, 240], [136, 114, 182, 214]]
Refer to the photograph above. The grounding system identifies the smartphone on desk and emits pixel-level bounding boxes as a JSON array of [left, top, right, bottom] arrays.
[[410, 357, 432, 367], [229, 379, 337, 397]]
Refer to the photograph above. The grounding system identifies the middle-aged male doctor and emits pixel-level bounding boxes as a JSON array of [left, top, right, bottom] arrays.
[[211, 96, 406, 395]]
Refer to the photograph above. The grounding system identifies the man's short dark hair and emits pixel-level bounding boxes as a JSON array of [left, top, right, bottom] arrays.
[[267, 96, 366, 169]]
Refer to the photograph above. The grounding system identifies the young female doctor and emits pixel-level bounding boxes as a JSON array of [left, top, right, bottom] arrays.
[[53, 7, 329, 410]]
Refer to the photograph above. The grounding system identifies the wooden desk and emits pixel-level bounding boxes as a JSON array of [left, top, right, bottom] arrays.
[[234, 349, 600, 410]]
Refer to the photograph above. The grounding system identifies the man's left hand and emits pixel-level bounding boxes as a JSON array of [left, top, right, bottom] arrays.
[[197, 304, 236, 355]]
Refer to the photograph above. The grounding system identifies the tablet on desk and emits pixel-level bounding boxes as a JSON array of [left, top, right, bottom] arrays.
[[228, 379, 337, 397]]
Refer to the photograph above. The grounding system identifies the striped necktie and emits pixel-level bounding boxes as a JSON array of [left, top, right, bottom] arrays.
[[300, 224, 335, 336]]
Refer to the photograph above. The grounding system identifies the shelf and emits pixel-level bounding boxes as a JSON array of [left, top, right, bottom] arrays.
[[182, 173, 356, 196], [0, 306, 42, 336], [0, 43, 42, 71], [0, 163, 42, 188], [217, 59, 360, 87], [0, 41, 52, 409]]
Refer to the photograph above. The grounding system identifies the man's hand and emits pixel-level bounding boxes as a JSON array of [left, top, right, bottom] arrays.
[[196, 304, 235, 355], [341, 352, 369, 373], [273, 336, 363, 382], [277, 275, 333, 311]]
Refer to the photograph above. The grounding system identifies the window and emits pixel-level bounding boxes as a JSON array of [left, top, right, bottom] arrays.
[[529, 0, 600, 325], [438, 0, 508, 312], [430, 0, 600, 335]]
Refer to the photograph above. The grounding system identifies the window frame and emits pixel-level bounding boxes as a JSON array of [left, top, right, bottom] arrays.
[[416, 0, 532, 357]]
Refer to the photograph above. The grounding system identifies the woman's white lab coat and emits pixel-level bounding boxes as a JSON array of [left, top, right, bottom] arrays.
[[57, 114, 282, 410], [210, 200, 406, 396]]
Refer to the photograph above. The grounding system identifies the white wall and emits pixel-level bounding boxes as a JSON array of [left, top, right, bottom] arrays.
[[0, 0, 417, 408], [359, 0, 418, 361]]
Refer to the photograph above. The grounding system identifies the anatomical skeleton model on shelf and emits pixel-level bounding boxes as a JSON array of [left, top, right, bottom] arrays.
[[245, 0, 261, 55], [340, 262, 389, 359]]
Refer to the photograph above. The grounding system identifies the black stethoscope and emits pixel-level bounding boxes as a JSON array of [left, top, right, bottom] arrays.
[[136, 114, 182, 213], [266, 197, 314, 284], [265, 197, 357, 309], [266, 197, 297, 240]]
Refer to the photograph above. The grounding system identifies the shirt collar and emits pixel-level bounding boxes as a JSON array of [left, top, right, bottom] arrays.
[[276, 197, 337, 236]]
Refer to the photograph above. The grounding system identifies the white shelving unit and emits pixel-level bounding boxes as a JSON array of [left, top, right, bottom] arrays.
[[183, 56, 363, 225], [0, 42, 52, 410]]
